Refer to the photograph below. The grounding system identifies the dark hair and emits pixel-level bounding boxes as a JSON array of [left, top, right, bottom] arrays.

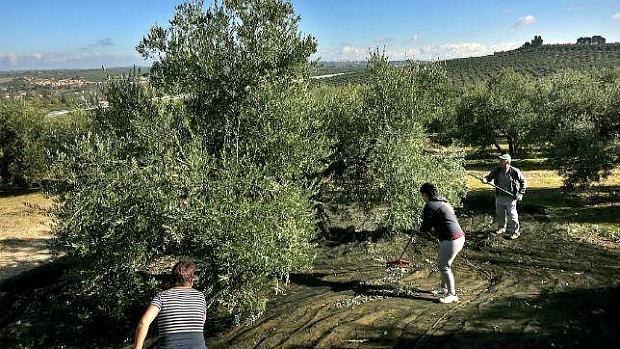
[[171, 259, 196, 286], [419, 182, 438, 197]]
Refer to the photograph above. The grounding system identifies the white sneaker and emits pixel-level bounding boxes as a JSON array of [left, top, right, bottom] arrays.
[[507, 231, 520, 240], [495, 228, 506, 235], [439, 294, 459, 304], [431, 287, 448, 298]]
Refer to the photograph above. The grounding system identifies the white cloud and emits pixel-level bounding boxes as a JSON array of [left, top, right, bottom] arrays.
[[313, 45, 368, 61], [372, 37, 394, 45], [0, 51, 147, 71], [613, 12, 620, 21], [8, 53, 18, 66], [411, 41, 521, 60], [314, 41, 521, 62], [511, 15, 536, 28]]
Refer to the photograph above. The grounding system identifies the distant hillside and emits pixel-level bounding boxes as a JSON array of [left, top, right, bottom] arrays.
[[315, 43, 620, 86], [445, 43, 620, 85]]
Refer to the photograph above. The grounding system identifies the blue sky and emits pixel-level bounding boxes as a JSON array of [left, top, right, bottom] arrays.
[[1, 0, 620, 70]]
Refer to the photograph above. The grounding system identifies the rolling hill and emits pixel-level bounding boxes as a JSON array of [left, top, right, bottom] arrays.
[[315, 43, 620, 86]]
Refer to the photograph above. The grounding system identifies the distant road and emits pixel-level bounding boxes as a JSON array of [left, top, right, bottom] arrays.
[[46, 106, 97, 117], [311, 72, 346, 79]]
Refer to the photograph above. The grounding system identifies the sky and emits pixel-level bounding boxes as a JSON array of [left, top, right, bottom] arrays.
[[1, 0, 619, 71]]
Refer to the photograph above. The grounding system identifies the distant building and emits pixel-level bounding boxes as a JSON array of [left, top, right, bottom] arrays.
[[577, 37, 592, 44], [592, 35, 606, 44]]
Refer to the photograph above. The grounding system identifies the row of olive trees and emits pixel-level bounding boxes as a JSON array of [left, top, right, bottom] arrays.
[[45, 0, 467, 337], [451, 68, 620, 188]]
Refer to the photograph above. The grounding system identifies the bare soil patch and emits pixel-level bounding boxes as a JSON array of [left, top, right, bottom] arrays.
[[0, 191, 53, 282]]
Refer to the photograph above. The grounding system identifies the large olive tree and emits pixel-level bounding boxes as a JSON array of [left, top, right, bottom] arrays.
[[536, 69, 620, 188], [50, 0, 329, 326]]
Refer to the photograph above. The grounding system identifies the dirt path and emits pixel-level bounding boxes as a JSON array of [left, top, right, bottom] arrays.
[[208, 214, 619, 348], [0, 192, 53, 283]]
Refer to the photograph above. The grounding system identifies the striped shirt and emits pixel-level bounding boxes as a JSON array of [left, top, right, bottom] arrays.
[[150, 287, 207, 336]]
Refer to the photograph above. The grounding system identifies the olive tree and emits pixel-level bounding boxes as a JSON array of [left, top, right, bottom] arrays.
[[320, 53, 466, 230], [50, 0, 329, 325], [0, 101, 47, 186], [455, 68, 537, 156], [537, 69, 620, 188], [136, 0, 317, 154]]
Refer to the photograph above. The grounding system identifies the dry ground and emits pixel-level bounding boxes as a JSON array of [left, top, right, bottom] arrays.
[[0, 190, 53, 282]]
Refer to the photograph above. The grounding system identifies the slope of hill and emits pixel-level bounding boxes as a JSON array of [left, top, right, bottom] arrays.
[[446, 43, 620, 85], [316, 43, 620, 86]]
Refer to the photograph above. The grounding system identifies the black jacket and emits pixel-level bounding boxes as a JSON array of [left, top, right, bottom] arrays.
[[421, 195, 464, 241]]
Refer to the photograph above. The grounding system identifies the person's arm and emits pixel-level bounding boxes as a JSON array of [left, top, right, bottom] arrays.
[[517, 169, 527, 195], [134, 305, 160, 349], [515, 168, 527, 200], [420, 204, 434, 237], [483, 168, 496, 184]]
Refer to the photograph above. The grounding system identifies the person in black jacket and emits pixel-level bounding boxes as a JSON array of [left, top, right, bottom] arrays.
[[420, 183, 465, 304], [420, 183, 465, 303]]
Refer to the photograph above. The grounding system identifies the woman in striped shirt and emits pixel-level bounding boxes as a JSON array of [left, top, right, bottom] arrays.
[[134, 260, 208, 349]]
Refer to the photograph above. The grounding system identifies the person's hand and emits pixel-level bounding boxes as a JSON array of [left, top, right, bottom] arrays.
[[516, 194, 523, 201]]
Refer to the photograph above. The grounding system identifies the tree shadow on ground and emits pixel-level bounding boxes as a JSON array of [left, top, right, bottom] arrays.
[[319, 226, 390, 247], [0, 186, 42, 198], [466, 158, 555, 172], [0, 258, 148, 349], [341, 286, 619, 349], [0, 238, 51, 281], [464, 187, 620, 224], [288, 272, 437, 302]]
